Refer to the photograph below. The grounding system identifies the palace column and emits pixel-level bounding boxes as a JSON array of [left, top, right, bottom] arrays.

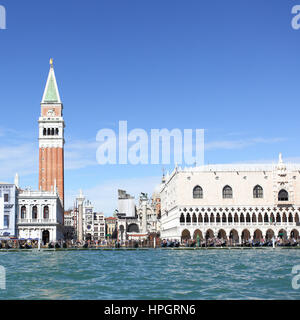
[[77, 190, 85, 242]]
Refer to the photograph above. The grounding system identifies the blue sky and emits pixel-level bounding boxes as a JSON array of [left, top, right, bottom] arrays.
[[0, 0, 300, 214]]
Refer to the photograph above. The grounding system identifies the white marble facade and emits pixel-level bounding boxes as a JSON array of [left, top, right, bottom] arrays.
[[160, 154, 300, 242], [17, 189, 64, 243]]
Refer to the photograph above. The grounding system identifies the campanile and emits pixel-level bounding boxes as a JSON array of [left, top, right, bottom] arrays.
[[39, 59, 65, 206]]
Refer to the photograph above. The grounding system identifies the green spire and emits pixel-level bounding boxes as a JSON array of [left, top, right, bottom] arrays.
[[41, 59, 61, 104], [44, 73, 59, 102]]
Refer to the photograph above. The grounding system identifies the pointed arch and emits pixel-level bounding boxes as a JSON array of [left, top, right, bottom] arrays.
[[181, 229, 191, 241], [198, 213, 203, 223], [246, 213, 251, 223], [204, 213, 209, 223], [186, 213, 191, 223], [252, 213, 257, 223], [278, 229, 287, 240], [218, 229, 227, 239], [205, 229, 214, 239], [222, 213, 227, 223], [234, 213, 239, 223], [266, 229, 275, 240], [240, 213, 245, 223], [282, 212, 287, 223], [229, 229, 239, 242], [291, 229, 299, 240], [264, 212, 269, 223], [193, 229, 203, 240], [241, 229, 250, 241], [179, 213, 185, 223], [276, 212, 281, 223], [253, 229, 263, 241], [192, 213, 197, 223]]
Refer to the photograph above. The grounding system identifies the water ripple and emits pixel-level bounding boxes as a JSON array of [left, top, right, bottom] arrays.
[[0, 249, 299, 299]]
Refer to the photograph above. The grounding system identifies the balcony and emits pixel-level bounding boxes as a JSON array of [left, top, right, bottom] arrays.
[[17, 219, 58, 225]]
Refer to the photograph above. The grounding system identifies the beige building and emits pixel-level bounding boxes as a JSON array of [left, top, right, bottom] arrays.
[[105, 217, 117, 240], [160, 154, 300, 243]]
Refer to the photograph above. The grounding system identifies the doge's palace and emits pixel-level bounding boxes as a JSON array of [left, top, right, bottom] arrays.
[[160, 154, 300, 243]]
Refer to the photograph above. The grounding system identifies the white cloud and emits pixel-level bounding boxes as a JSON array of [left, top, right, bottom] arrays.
[[205, 137, 285, 150], [0, 143, 37, 180], [64, 140, 98, 170]]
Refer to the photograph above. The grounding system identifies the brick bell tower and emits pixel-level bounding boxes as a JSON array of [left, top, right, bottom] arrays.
[[39, 59, 65, 206]]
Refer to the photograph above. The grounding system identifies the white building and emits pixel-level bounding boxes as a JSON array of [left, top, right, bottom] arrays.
[[117, 191, 160, 242], [93, 212, 106, 242], [81, 200, 105, 242], [17, 188, 64, 244], [160, 154, 300, 243], [0, 178, 18, 238], [118, 190, 136, 217]]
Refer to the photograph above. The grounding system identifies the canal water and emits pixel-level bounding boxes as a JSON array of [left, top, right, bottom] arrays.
[[0, 248, 299, 300]]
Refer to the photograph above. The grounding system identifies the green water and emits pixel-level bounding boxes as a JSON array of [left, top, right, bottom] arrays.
[[0, 248, 299, 299]]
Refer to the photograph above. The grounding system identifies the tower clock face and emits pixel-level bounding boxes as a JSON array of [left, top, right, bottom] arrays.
[[47, 109, 56, 116]]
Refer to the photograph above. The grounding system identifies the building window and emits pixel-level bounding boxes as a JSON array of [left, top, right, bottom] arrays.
[[43, 206, 49, 219], [223, 185, 233, 199], [21, 206, 26, 219], [240, 213, 245, 223], [43, 128, 47, 136], [186, 213, 191, 223], [264, 213, 269, 223], [180, 213, 185, 223], [278, 190, 288, 201], [253, 185, 263, 198], [4, 194, 9, 202], [193, 186, 203, 199], [4, 215, 9, 228], [55, 128, 59, 135], [32, 206, 38, 220]]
